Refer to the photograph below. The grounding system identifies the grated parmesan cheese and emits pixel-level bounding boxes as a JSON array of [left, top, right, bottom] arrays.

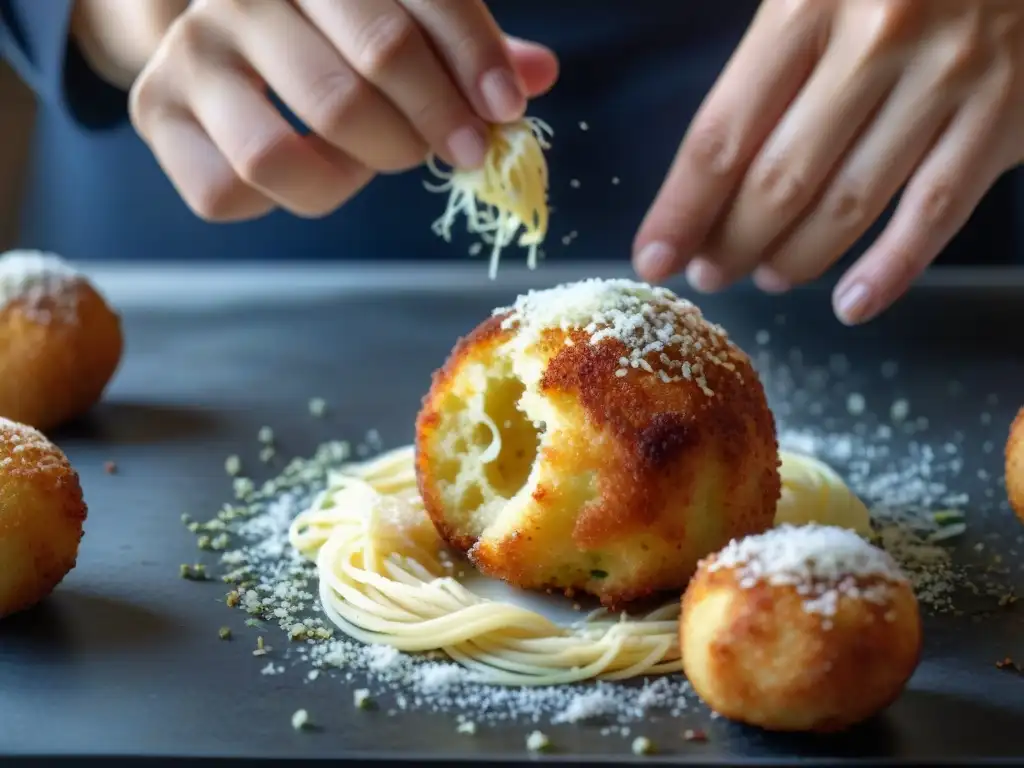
[[710, 524, 907, 616], [494, 278, 742, 394], [0, 249, 82, 324]]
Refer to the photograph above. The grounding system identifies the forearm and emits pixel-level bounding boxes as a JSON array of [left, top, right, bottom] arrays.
[[70, 0, 187, 90]]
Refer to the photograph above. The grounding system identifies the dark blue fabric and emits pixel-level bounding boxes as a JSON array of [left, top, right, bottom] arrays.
[[1, 0, 1019, 266]]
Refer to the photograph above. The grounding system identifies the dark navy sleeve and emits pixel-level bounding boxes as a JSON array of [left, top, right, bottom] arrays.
[[0, 0, 128, 129]]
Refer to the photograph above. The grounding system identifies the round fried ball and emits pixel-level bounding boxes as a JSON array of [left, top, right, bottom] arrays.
[[415, 278, 780, 608], [0, 417, 88, 619], [0, 250, 123, 431], [1005, 407, 1024, 525], [680, 524, 921, 733]]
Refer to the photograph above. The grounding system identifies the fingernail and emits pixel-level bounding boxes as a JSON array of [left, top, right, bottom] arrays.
[[834, 281, 873, 325], [447, 125, 488, 169], [752, 266, 791, 294], [634, 241, 678, 281], [480, 67, 525, 123], [686, 259, 725, 293]]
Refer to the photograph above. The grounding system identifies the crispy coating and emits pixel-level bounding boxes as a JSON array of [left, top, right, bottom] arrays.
[[0, 278, 123, 431], [416, 301, 780, 609], [680, 554, 921, 733], [1005, 407, 1024, 525], [0, 418, 88, 619]]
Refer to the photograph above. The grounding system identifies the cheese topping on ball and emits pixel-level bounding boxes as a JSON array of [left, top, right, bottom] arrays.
[[493, 278, 742, 394], [0, 250, 82, 323], [0, 417, 62, 469], [709, 524, 907, 616]]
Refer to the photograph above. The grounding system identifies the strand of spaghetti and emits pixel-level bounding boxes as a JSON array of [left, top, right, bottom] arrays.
[[599, 637, 676, 681]]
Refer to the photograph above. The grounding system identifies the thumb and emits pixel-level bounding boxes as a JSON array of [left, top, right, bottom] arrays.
[[504, 36, 559, 98]]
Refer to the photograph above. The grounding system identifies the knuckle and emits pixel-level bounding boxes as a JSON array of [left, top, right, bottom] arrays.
[[752, 157, 807, 211], [936, 24, 985, 86], [303, 70, 368, 136], [350, 13, 419, 78], [188, 179, 241, 222], [859, 0, 922, 54], [232, 130, 292, 187], [825, 181, 870, 231], [913, 179, 956, 228], [684, 119, 737, 177]]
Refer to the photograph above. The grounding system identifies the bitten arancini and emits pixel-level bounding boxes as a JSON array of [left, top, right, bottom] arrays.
[[0, 417, 88, 619], [681, 524, 922, 733], [0, 250, 123, 431], [414, 278, 780, 608]]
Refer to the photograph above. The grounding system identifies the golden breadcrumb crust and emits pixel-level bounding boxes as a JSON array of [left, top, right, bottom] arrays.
[[0, 279, 123, 431], [1005, 407, 1024, 525], [680, 557, 921, 733], [416, 311, 781, 609], [0, 422, 87, 619]]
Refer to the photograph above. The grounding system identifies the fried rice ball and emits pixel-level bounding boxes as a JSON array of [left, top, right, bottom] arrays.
[[0, 417, 88, 619], [0, 250, 123, 431], [415, 278, 780, 608], [1005, 407, 1024, 525], [680, 524, 921, 733]]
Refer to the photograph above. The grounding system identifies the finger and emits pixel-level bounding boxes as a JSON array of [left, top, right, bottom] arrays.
[[831, 94, 1010, 325], [144, 110, 276, 222], [757, 61, 954, 287], [711, 2, 912, 287], [505, 36, 559, 98], [296, 0, 490, 170], [632, 0, 830, 282], [188, 59, 372, 218], [401, 0, 528, 122], [224, 0, 425, 173]]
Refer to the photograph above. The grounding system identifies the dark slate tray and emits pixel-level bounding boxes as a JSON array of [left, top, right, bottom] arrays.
[[1, 262, 1023, 766]]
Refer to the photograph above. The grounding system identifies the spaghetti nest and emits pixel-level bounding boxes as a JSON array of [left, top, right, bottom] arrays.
[[288, 445, 868, 687]]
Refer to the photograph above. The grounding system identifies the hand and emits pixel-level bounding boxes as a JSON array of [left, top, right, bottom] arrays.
[[634, 0, 1024, 324], [129, 0, 558, 223]]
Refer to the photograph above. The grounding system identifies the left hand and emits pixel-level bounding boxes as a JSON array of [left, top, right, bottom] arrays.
[[633, 0, 1024, 324]]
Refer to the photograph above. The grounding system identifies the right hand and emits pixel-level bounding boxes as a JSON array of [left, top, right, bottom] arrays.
[[129, 0, 559, 222]]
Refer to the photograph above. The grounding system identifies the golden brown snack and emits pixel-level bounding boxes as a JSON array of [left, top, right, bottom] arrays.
[[1005, 407, 1024, 525], [0, 417, 88, 619], [680, 524, 921, 733], [415, 278, 780, 608], [0, 250, 123, 431]]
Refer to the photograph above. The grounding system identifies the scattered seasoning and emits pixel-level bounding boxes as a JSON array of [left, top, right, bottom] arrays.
[[683, 728, 707, 742], [253, 636, 269, 656], [291, 709, 310, 730], [218, 627, 232, 641], [181, 513, 192, 526], [225, 455, 242, 477], [526, 731, 551, 752], [260, 447, 276, 463], [226, 591, 241, 608], [457, 721, 477, 735], [258, 426, 275, 444], [103, 461, 118, 474], [354, 689, 372, 709], [308, 398, 327, 418], [179, 563, 208, 581], [631, 736, 654, 755]]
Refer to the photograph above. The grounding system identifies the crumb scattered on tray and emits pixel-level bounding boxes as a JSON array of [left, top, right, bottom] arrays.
[[354, 689, 372, 709], [631, 736, 654, 755], [291, 709, 310, 730], [308, 397, 327, 418], [683, 728, 708, 742], [103, 460, 117, 474], [218, 627, 232, 641], [526, 730, 550, 752]]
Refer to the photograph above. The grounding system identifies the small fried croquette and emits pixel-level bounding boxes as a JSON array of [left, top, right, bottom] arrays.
[[415, 278, 780, 608], [680, 524, 921, 733], [1005, 407, 1024, 525], [0, 250, 123, 431], [0, 418, 88, 619]]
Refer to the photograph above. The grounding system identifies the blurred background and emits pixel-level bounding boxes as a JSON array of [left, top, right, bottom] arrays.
[[0, 59, 33, 251]]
